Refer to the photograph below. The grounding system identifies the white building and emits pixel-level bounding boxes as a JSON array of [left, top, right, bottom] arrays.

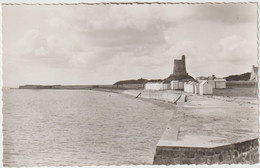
[[207, 78, 226, 89], [207, 80, 216, 88], [214, 78, 226, 89], [171, 80, 184, 90], [194, 83, 200, 94], [184, 81, 196, 93], [163, 82, 171, 90], [199, 80, 213, 95], [144, 82, 164, 90]]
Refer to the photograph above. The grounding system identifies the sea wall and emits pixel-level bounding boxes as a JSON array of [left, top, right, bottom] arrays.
[[152, 93, 258, 165], [122, 90, 182, 103], [153, 138, 259, 165]]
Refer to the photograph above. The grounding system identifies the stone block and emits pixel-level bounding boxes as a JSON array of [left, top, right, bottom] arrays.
[[206, 151, 214, 156]]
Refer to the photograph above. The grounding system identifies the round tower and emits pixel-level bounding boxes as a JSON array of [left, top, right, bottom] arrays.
[[173, 55, 188, 76]]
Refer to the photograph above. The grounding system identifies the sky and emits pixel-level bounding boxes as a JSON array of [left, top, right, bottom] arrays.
[[2, 3, 258, 87]]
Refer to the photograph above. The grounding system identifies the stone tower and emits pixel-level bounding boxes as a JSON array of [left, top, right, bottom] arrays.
[[173, 55, 188, 76]]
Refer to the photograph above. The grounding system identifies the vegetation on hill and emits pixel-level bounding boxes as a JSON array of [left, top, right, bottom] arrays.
[[113, 78, 167, 85], [164, 74, 194, 82], [113, 78, 148, 85], [113, 72, 252, 85], [224, 72, 251, 81], [113, 74, 194, 85]]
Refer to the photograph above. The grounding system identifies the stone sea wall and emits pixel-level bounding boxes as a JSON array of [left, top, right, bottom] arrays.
[[153, 138, 259, 165]]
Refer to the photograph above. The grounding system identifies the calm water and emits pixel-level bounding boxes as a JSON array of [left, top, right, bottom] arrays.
[[3, 89, 173, 166]]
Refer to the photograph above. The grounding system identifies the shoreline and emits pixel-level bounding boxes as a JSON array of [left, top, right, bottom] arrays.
[[5, 87, 258, 164]]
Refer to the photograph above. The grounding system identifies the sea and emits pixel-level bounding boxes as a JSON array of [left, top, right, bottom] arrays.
[[2, 89, 173, 166]]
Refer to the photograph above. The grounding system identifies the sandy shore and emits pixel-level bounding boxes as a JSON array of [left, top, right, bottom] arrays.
[[159, 92, 258, 147], [93, 88, 258, 111]]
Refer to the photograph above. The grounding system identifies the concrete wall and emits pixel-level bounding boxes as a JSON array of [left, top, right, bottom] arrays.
[[123, 90, 181, 103], [199, 83, 213, 95], [145, 83, 163, 90], [194, 84, 199, 94], [215, 81, 226, 89], [208, 80, 216, 88], [153, 138, 258, 165], [184, 83, 194, 93], [171, 81, 179, 90], [208, 80, 226, 89], [171, 81, 184, 90], [178, 82, 184, 90], [163, 83, 171, 90]]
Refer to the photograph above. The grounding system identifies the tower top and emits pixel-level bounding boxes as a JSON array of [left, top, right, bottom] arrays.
[[182, 55, 185, 60]]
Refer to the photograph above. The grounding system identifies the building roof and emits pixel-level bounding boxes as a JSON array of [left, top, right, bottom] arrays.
[[199, 80, 208, 85]]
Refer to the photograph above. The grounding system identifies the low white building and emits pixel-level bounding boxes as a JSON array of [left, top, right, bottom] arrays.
[[207, 78, 226, 89], [184, 81, 196, 93], [214, 78, 226, 88], [194, 83, 200, 94], [171, 80, 184, 90], [207, 80, 216, 88], [199, 80, 213, 95], [144, 82, 164, 90], [163, 82, 171, 90]]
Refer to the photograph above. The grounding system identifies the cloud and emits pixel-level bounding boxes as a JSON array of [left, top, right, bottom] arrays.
[[192, 3, 257, 24], [2, 4, 258, 86], [216, 35, 257, 63]]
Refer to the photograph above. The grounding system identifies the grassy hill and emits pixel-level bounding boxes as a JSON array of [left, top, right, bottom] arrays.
[[224, 72, 251, 81], [113, 78, 148, 85]]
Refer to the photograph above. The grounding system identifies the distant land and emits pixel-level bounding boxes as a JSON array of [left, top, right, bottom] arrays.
[[224, 72, 251, 81], [16, 72, 254, 90], [17, 85, 113, 90], [113, 72, 252, 85]]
